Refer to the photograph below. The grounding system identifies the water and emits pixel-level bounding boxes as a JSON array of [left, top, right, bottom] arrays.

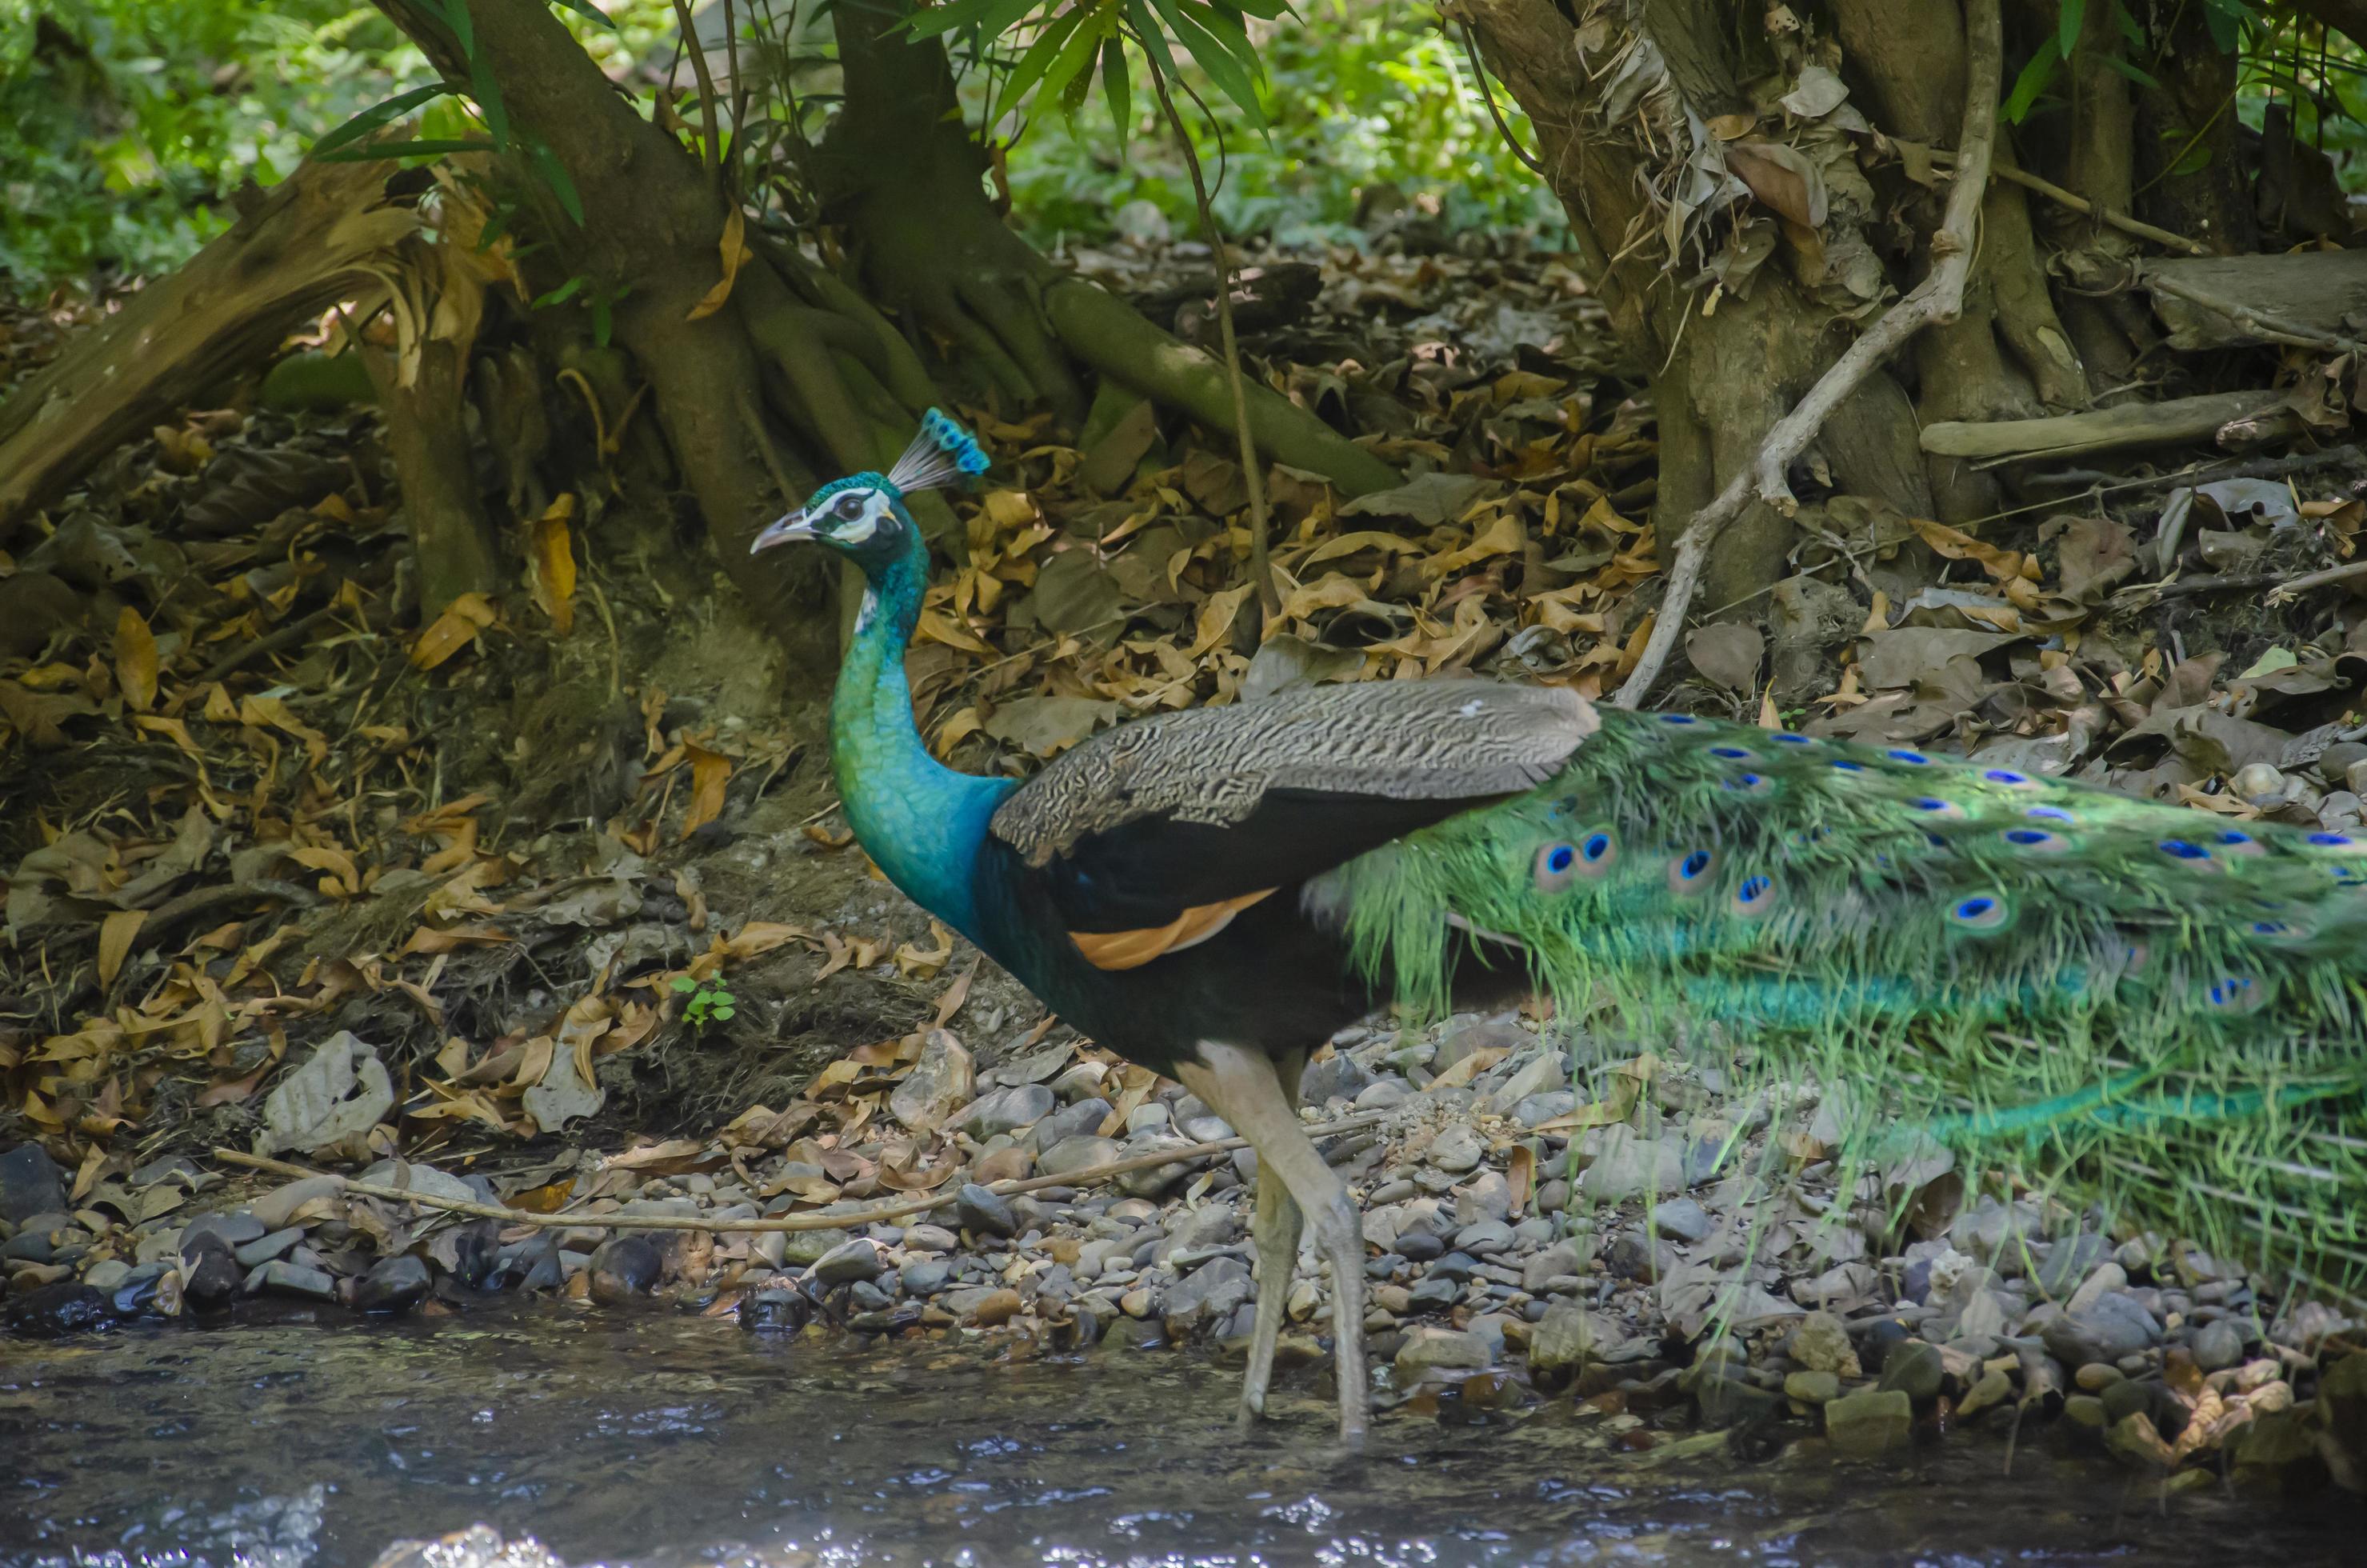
[[0, 1305, 2351, 1566]]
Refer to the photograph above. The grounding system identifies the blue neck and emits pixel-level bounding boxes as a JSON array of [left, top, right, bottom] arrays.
[[829, 530, 1013, 945]]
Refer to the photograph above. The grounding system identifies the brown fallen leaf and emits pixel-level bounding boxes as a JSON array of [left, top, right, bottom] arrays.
[[114, 607, 158, 712], [413, 592, 499, 670], [682, 742, 731, 838], [686, 206, 752, 321], [530, 495, 578, 634], [98, 909, 149, 988]]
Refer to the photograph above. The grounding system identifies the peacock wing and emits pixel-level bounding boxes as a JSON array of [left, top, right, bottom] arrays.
[[987, 678, 1597, 935]]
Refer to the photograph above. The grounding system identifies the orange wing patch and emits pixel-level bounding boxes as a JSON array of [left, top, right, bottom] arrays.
[[1069, 889, 1276, 972]]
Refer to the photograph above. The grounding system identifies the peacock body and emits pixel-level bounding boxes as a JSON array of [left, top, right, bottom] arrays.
[[757, 411, 2367, 1443]]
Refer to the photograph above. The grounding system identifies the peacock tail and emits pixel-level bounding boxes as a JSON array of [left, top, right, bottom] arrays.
[[1324, 706, 2367, 1300]]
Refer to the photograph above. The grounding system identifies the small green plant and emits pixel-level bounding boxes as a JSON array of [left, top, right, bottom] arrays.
[[671, 974, 738, 1030]]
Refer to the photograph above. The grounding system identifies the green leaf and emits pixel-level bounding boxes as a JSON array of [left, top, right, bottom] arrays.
[[435, 0, 475, 63], [470, 46, 510, 151], [548, 0, 622, 30], [529, 141, 584, 226], [2095, 51, 2158, 93], [1150, 0, 1266, 126], [907, 0, 1041, 42], [2057, 0, 2085, 60], [2166, 138, 2213, 178], [673, 976, 698, 991], [1102, 35, 1130, 148], [533, 274, 587, 309], [2001, 36, 2061, 125], [317, 137, 496, 163], [313, 82, 455, 157], [1042, 10, 1113, 118], [998, 9, 1088, 122]]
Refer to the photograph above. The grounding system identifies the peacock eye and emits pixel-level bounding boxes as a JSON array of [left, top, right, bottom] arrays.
[[1533, 841, 1578, 893], [835, 494, 866, 520]]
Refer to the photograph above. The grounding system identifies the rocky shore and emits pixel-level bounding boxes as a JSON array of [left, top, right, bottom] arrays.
[[6, 1008, 2364, 1494]]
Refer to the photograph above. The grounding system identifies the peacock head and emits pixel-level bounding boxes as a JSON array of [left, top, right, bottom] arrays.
[[748, 408, 989, 572]]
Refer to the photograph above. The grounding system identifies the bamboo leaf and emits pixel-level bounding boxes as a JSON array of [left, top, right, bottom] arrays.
[[1101, 35, 1130, 149], [470, 46, 510, 150], [906, 0, 1039, 41], [2094, 51, 2158, 92], [436, 0, 475, 62], [2000, 37, 2060, 125], [2057, 0, 2085, 59], [312, 82, 454, 156], [318, 137, 497, 163], [529, 140, 584, 225], [997, 9, 1088, 122], [548, 0, 622, 30]]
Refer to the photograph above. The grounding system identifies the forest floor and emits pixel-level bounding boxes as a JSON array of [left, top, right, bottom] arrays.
[[2, 231, 2366, 1496]]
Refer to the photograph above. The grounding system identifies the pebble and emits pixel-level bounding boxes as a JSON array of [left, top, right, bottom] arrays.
[[250, 1176, 342, 1231], [179, 1236, 242, 1306], [811, 1238, 885, 1285], [234, 1227, 304, 1269], [1030, 1099, 1112, 1150], [1823, 1387, 1913, 1458], [1454, 1219, 1513, 1254], [2192, 1318, 2245, 1372], [957, 1184, 1017, 1238], [1393, 1325, 1489, 1378], [973, 1146, 1034, 1184], [248, 1259, 338, 1300], [1788, 1312, 1861, 1378], [1578, 1126, 1685, 1202], [82, 1259, 131, 1292], [1785, 1369, 1840, 1404], [1037, 1135, 1122, 1179], [1650, 1198, 1713, 1244], [588, 1236, 662, 1302], [181, 1212, 267, 1250], [356, 1254, 432, 1315], [959, 1084, 1054, 1139], [741, 1288, 809, 1333], [0, 1144, 70, 1225], [1427, 1125, 1484, 1174], [1878, 1340, 1945, 1403]]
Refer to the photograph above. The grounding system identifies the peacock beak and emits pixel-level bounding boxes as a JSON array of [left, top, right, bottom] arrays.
[[749, 510, 818, 554]]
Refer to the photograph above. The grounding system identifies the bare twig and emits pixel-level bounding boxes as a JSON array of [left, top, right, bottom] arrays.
[[1459, 22, 1545, 175], [1140, 42, 1280, 623], [1933, 151, 2207, 257], [1615, 0, 2003, 708], [2142, 266, 2367, 357], [2268, 559, 2367, 604], [208, 1107, 1392, 1236]]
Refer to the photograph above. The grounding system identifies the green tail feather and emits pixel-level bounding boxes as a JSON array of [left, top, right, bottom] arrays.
[[1324, 707, 2367, 1298]]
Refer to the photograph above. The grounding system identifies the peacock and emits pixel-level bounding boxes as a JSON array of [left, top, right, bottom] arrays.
[[755, 410, 2367, 1446]]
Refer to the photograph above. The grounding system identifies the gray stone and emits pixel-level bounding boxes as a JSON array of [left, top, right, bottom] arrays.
[[0, 1144, 68, 1225], [888, 1029, 974, 1134], [778, 1228, 850, 1267], [1300, 1052, 1375, 1107], [588, 1236, 662, 1301], [1030, 1098, 1112, 1151], [246, 1259, 338, 1300], [1785, 1369, 1841, 1404], [1037, 1134, 1122, 1179], [1527, 1301, 1625, 1380], [1124, 1102, 1170, 1135], [1454, 1219, 1514, 1255], [812, 1238, 886, 1285], [1453, 1170, 1513, 1225], [900, 1258, 951, 1295], [958, 1084, 1055, 1139], [2037, 1233, 2112, 1298], [957, 1184, 1017, 1238], [1824, 1387, 1914, 1458], [2043, 1292, 2159, 1367], [233, 1227, 304, 1269], [2065, 1261, 2128, 1316], [1115, 1135, 1197, 1198], [902, 1223, 957, 1253], [1878, 1340, 1945, 1403], [1650, 1198, 1713, 1244], [1522, 1239, 1591, 1293], [82, 1259, 132, 1292], [1484, 1050, 1566, 1115], [1427, 1124, 1484, 1174], [1513, 1091, 1577, 1127], [1578, 1126, 1685, 1202], [1394, 1326, 1490, 1378], [2192, 1318, 2246, 1372], [1163, 1254, 1252, 1330], [356, 1254, 433, 1315], [1354, 1079, 1412, 1112], [358, 1159, 481, 1209]]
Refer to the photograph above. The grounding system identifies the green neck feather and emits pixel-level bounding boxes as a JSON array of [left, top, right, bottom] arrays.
[[828, 526, 1013, 943]]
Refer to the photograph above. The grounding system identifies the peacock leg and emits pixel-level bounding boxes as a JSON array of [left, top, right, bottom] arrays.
[[1177, 1042, 1369, 1448], [1237, 1047, 1307, 1430]]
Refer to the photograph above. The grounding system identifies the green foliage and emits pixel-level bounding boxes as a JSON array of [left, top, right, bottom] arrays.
[[998, 3, 1562, 246], [671, 974, 738, 1029], [0, 1, 433, 291]]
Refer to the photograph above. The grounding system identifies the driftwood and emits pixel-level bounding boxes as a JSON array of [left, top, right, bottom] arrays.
[[0, 156, 418, 534], [1921, 389, 2293, 462], [2141, 250, 2367, 353]]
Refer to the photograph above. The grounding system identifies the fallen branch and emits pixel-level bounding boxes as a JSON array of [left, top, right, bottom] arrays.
[[209, 1106, 1394, 1235], [0, 153, 418, 534], [1614, 0, 2001, 707], [2141, 263, 2367, 358], [2268, 559, 2367, 604], [1922, 388, 2289, 461], [1931, 150, 2207, 258]]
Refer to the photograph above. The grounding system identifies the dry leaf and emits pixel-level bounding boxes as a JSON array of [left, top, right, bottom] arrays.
[[531, 496, 578, 634], [686, 206, 752, 321], [114, 607, 158, 712], [682, 743, 732, 838], [413, 592, 498, 670], [98, 909, 149, 987]]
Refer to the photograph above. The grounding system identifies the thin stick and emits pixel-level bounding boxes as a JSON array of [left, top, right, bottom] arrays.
[[1459, 22, 1544, 175], [207, 1107, 1391, 1236], [2267, 558, 2367, 604], [671, 0, 722, 176], [1140, 42, 1280, 624], [1933, 151, 2208, 257], [2142, 267, 2367, 357], [1615, 0, 2004, 708]]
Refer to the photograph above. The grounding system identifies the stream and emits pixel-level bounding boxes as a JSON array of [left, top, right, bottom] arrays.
[[2, 1304, 2351, 1566]]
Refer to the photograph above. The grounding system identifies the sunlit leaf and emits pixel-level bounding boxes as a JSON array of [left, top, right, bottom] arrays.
[[312, 82, 454, 157]]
